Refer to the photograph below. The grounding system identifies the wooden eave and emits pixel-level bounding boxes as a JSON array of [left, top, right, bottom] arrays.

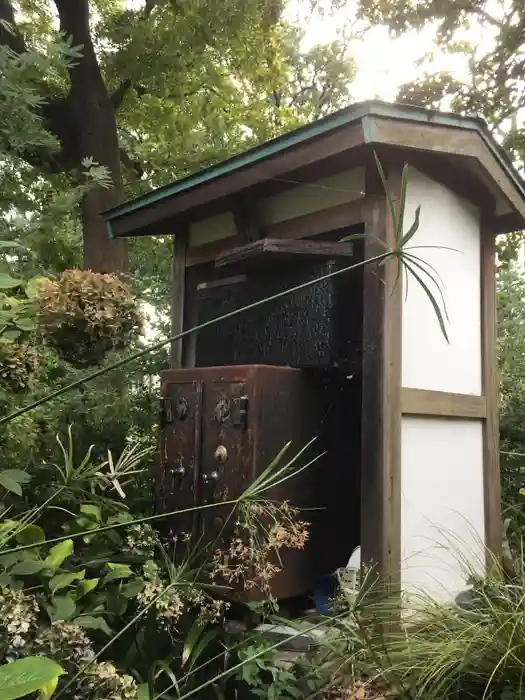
[[104, 101, 525, 239]]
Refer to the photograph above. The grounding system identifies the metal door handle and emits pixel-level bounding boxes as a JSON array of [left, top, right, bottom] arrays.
[[202, 470, 219, 484]]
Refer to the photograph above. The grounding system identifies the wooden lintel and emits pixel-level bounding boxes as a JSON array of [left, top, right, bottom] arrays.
[[215, 238, 354, 269], [401, 388, 487, 419], [185, 198, 365, 267]]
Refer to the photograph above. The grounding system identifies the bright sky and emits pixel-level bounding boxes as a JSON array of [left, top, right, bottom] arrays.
[[284, 0, 480, 103]]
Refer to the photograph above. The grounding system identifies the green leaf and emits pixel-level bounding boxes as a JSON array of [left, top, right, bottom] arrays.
[[0, 657, 64, 700], [399, 204, 421, 248], [374, 151, 397, 241], [182, 619, 206, 666], [0, 240, 22, 251], [44, 539, 73, 569], [77, 578, 99, 596], [11, 560, 44, 576], [0, 471, 28, 496], [104, 562, 133, 582], [0, 273, 22, 290], [74, 615, 112, 636], [396, 163, 410, 241], [3, 470, 31, 484], [15, 524, 44, 546], [137, 684, 151, 700], [49, 569, 85, 593], [404, 259, 450, 342], [14, 316, 36, 332], [120, 580, 144, 598], [37, 675, 59, 700], [79, 504, 102, 522], [0, 330, 20, 343], [48, 595, 76, 622], [25, 276, 48, 299], [106, 592, 128, 616], [186, 628, 220, 672]]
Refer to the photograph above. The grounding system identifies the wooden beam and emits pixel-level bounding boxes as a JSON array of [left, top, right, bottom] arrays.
[[480, 228, 502, 558], [170, 229, 188, 367], [185, 199, 365, 267], [401, 388, 487, 419], [360, 169, 403, 591], [215, 238, 354, 270]]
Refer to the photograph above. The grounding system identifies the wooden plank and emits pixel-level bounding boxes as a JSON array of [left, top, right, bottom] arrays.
[[401, 388, 487, 419], [109, 122, 365, 238], [360, 167, 403, 593], [185, 199, 364, 267], [215, 238, 354, 269], [480, 227, 502, 558], [170, 229, 188, 367]]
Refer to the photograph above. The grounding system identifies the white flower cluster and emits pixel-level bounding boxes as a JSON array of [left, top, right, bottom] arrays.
[[137, 561, 185, 631], [123, 523, 158, 557]]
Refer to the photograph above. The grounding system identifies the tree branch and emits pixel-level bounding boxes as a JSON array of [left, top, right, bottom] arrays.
[[0, 0, 27, 54], [120, 147, 144, 178], [111, 79, 133, 110]]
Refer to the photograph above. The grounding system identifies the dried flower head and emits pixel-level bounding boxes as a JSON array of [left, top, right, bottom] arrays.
[[75, 661, 138, 700], [0, 586, 39, 660], [32, 621, 95, 673], [0, 341, 39, 392], [37, 269, 143, 367], [211, 500, 310, 596]]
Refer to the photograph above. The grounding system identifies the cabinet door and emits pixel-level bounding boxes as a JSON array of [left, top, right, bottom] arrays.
[[199, 380, 252, 544], [159, 380, 202, 538]]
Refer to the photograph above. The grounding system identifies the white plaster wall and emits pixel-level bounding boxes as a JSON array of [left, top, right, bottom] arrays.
[[260, 167, 365, 226], [401, 416, 485, 604], [402, 170, 482, 395]]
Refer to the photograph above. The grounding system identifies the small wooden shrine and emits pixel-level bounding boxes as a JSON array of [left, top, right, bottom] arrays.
[[104, 100, 525, 604]]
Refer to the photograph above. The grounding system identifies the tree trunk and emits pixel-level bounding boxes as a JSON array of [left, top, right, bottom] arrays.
[[54, 0, 128, 273]]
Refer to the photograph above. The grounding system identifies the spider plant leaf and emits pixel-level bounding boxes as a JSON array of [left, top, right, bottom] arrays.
[[404, 253, 450, 323], [339, 232, 389, 250], [396, 163, 409, 242], [391, 257, 403, 295], [399, 205, 421, 249], [374, 151, 398, 240], [404, 260, 450, 342]]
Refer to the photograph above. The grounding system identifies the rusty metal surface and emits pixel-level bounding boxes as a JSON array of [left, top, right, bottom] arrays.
[[158, 365, 340, 602]]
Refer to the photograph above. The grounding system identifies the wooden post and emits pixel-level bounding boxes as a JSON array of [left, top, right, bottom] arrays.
[[360, 164, 403, 590], [171, 229, 188, 368], [480, 227, 502, 558]]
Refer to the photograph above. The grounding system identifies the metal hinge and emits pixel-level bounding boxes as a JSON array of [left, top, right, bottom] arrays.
[[232, 395, 249, 429]]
